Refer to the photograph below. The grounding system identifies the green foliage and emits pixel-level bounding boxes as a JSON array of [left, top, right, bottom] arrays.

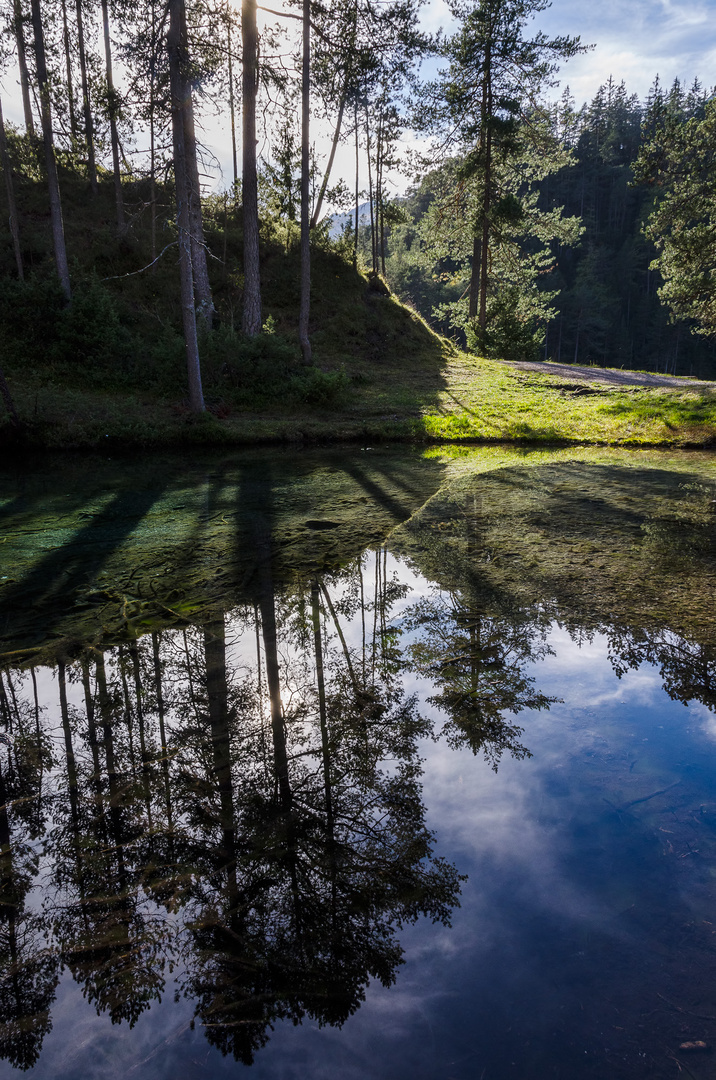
[[383, 142, 582, 357], [406, 0, 586, 353], [384, 72, 716, 377], [54, 272, 133, 372], [197, 326, 349, 408], [636, 97, 716, 337], [0, 271, 133, 379], [466, 288, 543, 361]]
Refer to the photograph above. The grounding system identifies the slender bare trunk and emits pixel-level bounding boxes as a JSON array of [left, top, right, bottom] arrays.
[[468, 234, 480, 319], [241, 0, 261, 335], [298, 0, 311, 363], [58, 661, 80, 822], [311, 582, 335, 849], [227, 5, 238, 191], [353, 104, 359, 268], [60, 0, 77, 136], [320, 582, 359, 691], [204, 619, 237, 884], [377, 111, 385, 276], [13, 0, 34, 137], [169, 0, 205, 412], [30, 0, 71, 301], [150, 85, 156, 263], [80, 657, 103, 793], [179, 0, 214, 328], [75, 0, 97, 191], [100, 0, 124, 233], [0, 98, 24, 280], [149, 0, 157, 263], [365, 105, 376, 273], [311, 0, 356, 229], [478, 38, 492, 335], [260, 586, 291, 809], [311, 93, 346, 230], [151, 633, 173, 833]]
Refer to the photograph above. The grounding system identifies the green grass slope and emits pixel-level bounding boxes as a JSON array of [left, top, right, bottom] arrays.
[[0, 165, 714, 450]]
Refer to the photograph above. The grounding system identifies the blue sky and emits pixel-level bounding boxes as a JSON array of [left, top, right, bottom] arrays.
[[421, 0, 716, 104]]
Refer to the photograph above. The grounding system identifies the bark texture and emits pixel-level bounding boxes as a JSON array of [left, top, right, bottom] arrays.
[[241, 0, 261, 335], [298, 0, 311, 363], [75, 0, 97, 191], [100, 0, 125, 233], [179, 0, 215, 328], [168, 0, 205, 413], [30, 0, 71, 301], [13, 0, 34, 136]]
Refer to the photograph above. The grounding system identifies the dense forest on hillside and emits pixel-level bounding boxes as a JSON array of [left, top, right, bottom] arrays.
[[379, 75, 716, 379], [0, 0, 714, 429]]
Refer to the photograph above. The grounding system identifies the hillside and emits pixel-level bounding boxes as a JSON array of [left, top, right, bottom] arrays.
[[0, 169, 715, 451]]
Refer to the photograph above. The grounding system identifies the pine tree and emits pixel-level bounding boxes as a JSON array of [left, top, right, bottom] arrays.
[[415, 0, 586, 354]]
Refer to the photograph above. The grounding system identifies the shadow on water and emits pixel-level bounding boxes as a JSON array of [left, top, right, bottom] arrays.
[[0, 449, 715, 1076], [0, 447, 447, 663]]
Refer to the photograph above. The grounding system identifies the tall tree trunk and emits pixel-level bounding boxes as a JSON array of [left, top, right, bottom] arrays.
[[468, 234, 481, 319], [227, 4, 238, 191], [151, 632, 174, 833], [169, 0, 205, 413], [365, 104, 376, 273], [377, 110, 386, 277], [204, 618, 237, 892], [254, 527, 291, 809], [30, 0, 71, 301], [320, 581, 359, 690], [58, 661, 80, 824], [80, 656, 103, 794], [148, 0, 159, 264], [149, 60, 156, 264], [353, 105, 359, 268], [100, 0, 124, 233], [59, 0, 77, 136], [311, 91, 346, 229], [179, 0, 214, 328], [241, 0, 261, 335], [478, 37, 492, 336], [298, 0, 311, 363], [13, 0, 34, 137], [311, 581, 334, 833], [0, 97, 24, 279], [259, 588, 291, 809], [75, 0, 97, 191], [311, 0, 357, 230]]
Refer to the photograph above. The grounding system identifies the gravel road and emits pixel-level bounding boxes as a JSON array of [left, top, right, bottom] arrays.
[[502, 359, 716, 390]]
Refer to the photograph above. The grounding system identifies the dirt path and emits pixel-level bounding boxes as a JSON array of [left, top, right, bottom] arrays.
[[502, 359, 716, 390]]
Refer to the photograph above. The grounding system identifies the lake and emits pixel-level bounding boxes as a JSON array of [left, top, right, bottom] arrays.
[[0, 444, 715, 1079]]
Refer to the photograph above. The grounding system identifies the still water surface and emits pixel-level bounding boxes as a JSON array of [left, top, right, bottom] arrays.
[[0, 445, 715, 1079]]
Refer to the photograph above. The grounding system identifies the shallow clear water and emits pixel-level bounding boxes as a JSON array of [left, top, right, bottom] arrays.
[[0, 445, 715, 1079]]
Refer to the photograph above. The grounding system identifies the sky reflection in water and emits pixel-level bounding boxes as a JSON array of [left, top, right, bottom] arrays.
[[1, 451, 715, 1080]]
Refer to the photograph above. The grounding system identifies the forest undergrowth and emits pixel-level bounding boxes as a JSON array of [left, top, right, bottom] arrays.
[[0, 171, 714, 452]]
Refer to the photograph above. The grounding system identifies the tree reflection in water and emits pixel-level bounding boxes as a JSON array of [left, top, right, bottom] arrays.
[[2, 536, 714, 1069], [0, 554, 464, 1068], [403, 594, 556, 768], [0, 669, 56, 1069]]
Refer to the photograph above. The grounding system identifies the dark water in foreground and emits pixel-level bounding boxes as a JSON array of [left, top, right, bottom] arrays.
[[0, 445, 715, 1079]]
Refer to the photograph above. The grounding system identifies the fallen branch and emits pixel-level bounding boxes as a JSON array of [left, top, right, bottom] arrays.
[[620, 780, 682, 810]]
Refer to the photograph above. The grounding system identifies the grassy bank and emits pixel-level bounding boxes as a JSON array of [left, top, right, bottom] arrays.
[[0, 170, 714, 451], [4, 332, 715, 450]]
